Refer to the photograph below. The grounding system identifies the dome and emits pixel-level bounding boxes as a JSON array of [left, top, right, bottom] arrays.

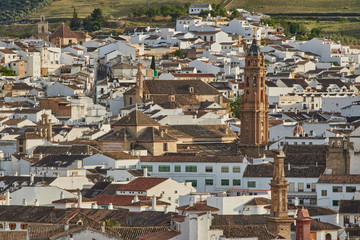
[[247, 38, 261, 56], [293, 124, 304, 137]]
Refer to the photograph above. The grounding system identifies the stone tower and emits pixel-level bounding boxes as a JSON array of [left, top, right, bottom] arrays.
[[37, 14, 49, 41], [37, 113, 52, 141], [266, 149, 293, 239], [240, 36, 269, 146], [326, 136, 350, 174]]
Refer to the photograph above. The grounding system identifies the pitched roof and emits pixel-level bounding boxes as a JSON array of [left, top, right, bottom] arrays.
[[117, 177, 168, 191], [318, 174, 360, 184], [245, 197, 271, 206], [210, 225, 276, 240], [143, 80, 220, 95], [140, 155, 244, 163], [339, 200, 360, 213], [306, 206, 338, 216], [138, 230, 180, 240], [32, 154, 88, 167], [50, 23, 78, 39], [177, 203, 219, 212], [112, 110, 160, 126]]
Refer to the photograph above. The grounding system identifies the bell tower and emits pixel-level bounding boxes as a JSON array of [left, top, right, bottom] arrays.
[[240, 34, 269, 147], [38, 14, 49, 41], [266, 149, 293, 239]]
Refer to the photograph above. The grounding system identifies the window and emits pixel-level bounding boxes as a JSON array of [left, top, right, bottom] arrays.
[[221, 179, 229, 186], [205, 166, 213, 172], [129, 97, 133, 105], [333, 200, 339, 206], [185, 180, 197, 187], [321, 190, 327, 196], [307, 183, 311, 189], [298, 183, 304, 192], [221, 166, 229, 173], [174, 165, 181, 172], [333, 186, 343, 192], [141, 165, 153, 172], [344, 215, 350, 225], [289, 182, 295, 192], [19, 147, 23, 152], [248, 181, 256, 188], [233, 179, 241, 186], [233, 166, 241, 173], [159, 165, 170, 172], [205, 179, 213, 185], [185, 165, 197, 172], [163, 143, 168, 152], [346, 186, 356, 192], [311, 183, 316, 192]]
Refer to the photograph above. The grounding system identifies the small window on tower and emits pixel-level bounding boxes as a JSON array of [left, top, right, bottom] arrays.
[[246, 77, 249, 87], [253, 76, 257, 87]]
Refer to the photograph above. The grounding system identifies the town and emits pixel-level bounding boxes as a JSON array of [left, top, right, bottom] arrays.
[[0, 3, 359, 240]]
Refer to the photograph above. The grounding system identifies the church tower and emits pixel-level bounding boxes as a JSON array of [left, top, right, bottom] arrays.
[[240, 36, 269, 146], [266, 149, 293, 239], [37, 14, 49, 41]]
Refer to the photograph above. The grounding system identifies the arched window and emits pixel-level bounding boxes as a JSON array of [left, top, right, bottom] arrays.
[[42, 26, 45, 33], [325, 233, 331, 240]]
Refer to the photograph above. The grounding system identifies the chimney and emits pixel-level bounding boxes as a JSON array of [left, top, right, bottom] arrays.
[[14, 172, 18, 176], [64, 224, 69, 231], [34, 199, 39, 206], [189, 196, 195, 207], [30, 173, 34, 185], [134, 194, 139, 202], [92, 202, 98, 209], [152, 195, 156, 211], [295, 208, 311, 240], [5, 189, 10, 205], [294, 197, 299, 207], [143, 167, 148, 177], [60, 191, 64, 200], [77, 189, 82, 208], [108, 203, 113, 210], [101, 222, 106, 233], [164, 205, 169, 214], [22, 198, 27, 206]]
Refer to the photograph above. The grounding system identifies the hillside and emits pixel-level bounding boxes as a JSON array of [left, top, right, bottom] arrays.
[[0, 0, 53, 22], [28, 0, 360, 20]]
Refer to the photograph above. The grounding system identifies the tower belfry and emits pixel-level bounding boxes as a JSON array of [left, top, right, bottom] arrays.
[[240, 33, 269, 147], [37, 14, 49, 41], [266, 149, 293, 239]]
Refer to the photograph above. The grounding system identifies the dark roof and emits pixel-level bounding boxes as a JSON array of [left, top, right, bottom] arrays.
[[291, 219, 341, 231], [283, 144, 328, 166], [117, 177, 168, 191], [138, 230, 180, 240], [212, 214, 267, 225], [137, 127, 177, 142], [143, 80, 220, 95], [318, 174, 360, 184], [140, 155, 244, 163], [339, 200, 360, 213], [32, 154, 88, 167], [247, 39, 262, 57], [112, 110, 160, 126], [306, 206, 338, 216], [210, 225, 277, 240], [0, 176, 56, 190], [177, 203, 219, 212], [33, 145, 91, 156], [243, 163, 325, 178], [97, 128, 136, 142], [279, 78, 309, 89]]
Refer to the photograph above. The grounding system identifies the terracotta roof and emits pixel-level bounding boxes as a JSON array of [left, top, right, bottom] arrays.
[[3, 119, 25, 125], [318, 174, 360, 184], [102, 151, 138, 160], [92, 194, 157, 206], [142, 80, 220, 95], [112, 110, 160, 126], [137, 127, 177, 142], [306, 206, 338, 216], [117, 177, 168, 191], [0, 231, 27, 239], [50, 23, 78, 39], [291, 219, 341, 231], [210, 225, 276, 240], [138, 230, 180, 240], [177, 203, 219, 212], [172, 73, 215, 78], [116, 227, 170, 240], [245, 197, 271, 206]]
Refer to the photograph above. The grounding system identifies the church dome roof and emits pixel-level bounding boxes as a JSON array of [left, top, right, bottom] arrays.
[[247, 38, 261, 56]]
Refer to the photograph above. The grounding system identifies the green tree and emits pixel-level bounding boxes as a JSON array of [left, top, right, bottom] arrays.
[[150, 56, 156, 71], [230, 8, 240, 20], [83, 8, 106, 32], [229, 96, 242, 119], [70, 8, 81, 30], [0, 67, 16, 76], [174, 49, 184, 58]]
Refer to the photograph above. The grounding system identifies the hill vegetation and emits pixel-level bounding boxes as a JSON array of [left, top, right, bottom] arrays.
[[0, 0, 53, 22]]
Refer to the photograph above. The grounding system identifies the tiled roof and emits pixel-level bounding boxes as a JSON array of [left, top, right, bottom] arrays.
[[112, 110, 160, 126], [339, 200, 360, 213], [138, 230, 180, 240], [92, 194, 157, 206], [291, 219, 341, 231], [243, 163, 325, 178], [318, 174, 360, 184], [177, 203, 219, 212], [210, 225, 277, 240], [212, 215, 267, 225], [245, 197, 271, 206], [283, 144, 328, 166], [306, 206, 338, 216], [0, 231, 27, 240], [140, 155, 244, 163], [102, 151, 138, 160], [117, 177, 168, 191], [137, 127, 177, 142], [143, 80, 220, 95], [50, 23, 78, 39], [32, 154, 88, 167]]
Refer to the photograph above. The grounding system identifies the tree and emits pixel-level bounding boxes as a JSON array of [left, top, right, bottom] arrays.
[[174, 49, 184, 58], [0, 67, 16, 76], [83, 8, 106, 32], [150, 56, 156, 71], [229, 96, 242, 119], [230, 8, 240, 20], [70, 8, 81, 30]]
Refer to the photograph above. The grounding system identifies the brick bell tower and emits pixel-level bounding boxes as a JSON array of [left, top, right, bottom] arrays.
[[266, 149, 293, 239], [239, 34, 269, 156]]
